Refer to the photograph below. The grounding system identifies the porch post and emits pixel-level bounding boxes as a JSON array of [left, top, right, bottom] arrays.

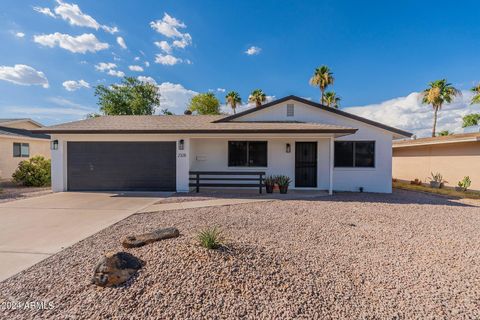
[[329, 137, 334, 195]]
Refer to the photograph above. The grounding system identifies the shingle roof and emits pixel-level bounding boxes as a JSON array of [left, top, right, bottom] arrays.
[[0, 118, 30, 123], [34, 115, 357, 134], [0, 126, 50, 139], [393, 132, 480, 148]]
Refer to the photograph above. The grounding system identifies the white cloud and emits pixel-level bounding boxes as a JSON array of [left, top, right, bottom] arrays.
[[62, 79, 90, 91], [0, 64, 49, 88], [95, 62, 116, 71], [34, 1, 117, 33], [154, 40, 172, 53], [217, 88, 226, 93], [150, 13, 192, 51], [343, 91, 480, 138], [107, 69, 125, 77], [128, 65, 144, 72], [95, 62, 124, 77], [134, 56, 140, 61], [15, 32, 25, 38], [155, 54, 182, 65], [137, 76, 157, 85], [33, 6, 56, 18], [116, 36, 127, 49], [145, 61, 150, 67], [158, 82, 197, 114], [34, 32, 109, 53], [245, 46, 261, 55]]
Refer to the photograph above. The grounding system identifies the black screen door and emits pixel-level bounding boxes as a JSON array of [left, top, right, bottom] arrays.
[[295, 142, 317, 188]]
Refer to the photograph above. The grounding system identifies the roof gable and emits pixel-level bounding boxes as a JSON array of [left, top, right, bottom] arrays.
[[216, 95, 412, 138]]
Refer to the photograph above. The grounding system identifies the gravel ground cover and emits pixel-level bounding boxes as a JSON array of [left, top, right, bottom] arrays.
[[1, 190, 480, 319], [0, 186, 51, 203]]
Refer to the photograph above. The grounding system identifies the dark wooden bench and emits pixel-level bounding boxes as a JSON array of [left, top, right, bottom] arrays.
[[189, 171, 265, 194]]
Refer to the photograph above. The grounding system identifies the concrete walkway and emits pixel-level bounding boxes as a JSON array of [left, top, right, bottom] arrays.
[[0, 192, 168, 281], [140, 197, 272, 213]]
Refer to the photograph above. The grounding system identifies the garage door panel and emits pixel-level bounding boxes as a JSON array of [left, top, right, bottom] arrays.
[[67, 142, 176, 191]]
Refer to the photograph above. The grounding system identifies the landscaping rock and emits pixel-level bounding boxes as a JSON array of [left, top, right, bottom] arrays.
[[122, 227, 180, 248], [91, 252, 143, 287]]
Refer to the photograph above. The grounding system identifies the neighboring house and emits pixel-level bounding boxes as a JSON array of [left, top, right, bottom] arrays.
[[0, 119, 50, 180], [36, 96, 411, 194], [393, 133, 480, 190]]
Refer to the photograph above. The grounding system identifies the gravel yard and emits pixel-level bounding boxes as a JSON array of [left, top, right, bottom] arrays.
[[0, 185, 51, 203], [1, 190, 480, 319]]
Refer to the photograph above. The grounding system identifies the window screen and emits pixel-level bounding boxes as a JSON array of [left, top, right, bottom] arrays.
[[287, 104, 294, 117], [13, 143, 29, 157]]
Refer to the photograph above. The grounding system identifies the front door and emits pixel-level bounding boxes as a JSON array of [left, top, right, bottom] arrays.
[[295, 142, 317, 188]]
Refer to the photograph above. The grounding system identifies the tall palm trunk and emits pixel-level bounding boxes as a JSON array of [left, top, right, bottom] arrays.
[[320, 87, 324, 104], [233, 106, 236, 114], [432, 106, 439, 137]]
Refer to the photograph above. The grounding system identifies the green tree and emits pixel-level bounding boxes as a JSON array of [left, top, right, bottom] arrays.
[[161, 108, 174, 115], [248, 89, 266, 107], [437, 130, 451, 136], [309, 65, 334, 104], [462, 113, 480, 128], [421, 79, 460, 137], [323, 91, 341, 108], [188, 93, 221, 115], [225, 91, 241, 114], [471, 84, 480, 105], [94, 77, 160, 115]]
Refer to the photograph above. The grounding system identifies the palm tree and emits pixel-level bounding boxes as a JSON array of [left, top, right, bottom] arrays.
[[248, 89, 266, 107], [309, 65, 334, 104], [471, 84, 480, 105], [421, 79, 460, 137], [323, 91, 341, 108], [225, 91, 241, 114]]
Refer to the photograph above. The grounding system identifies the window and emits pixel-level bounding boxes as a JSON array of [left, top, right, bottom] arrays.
[[228, 141, 267, 167], [13, 143, 30, 157], [334, 141, 375, 168], [287, 104, 294, 117]]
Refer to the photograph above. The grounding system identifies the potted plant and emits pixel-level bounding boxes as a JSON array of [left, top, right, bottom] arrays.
[[264, 175, 276, 194], [276, 175, 291, 194], [456, 176, 471, 192], [429, 172, 445, 189]]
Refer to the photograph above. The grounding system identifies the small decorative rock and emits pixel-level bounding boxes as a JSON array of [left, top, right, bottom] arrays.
[[122, 227, 180, 248], [91, 252, 143, 287]]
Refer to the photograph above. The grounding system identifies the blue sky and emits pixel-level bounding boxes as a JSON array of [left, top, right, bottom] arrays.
[[1, 0, 480, 136]]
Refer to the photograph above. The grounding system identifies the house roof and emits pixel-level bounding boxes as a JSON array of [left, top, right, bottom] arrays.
[[0, 118, 43, 127], [216, 95, 412, 137], [0, 126, 50, 140], [393, 132, 480, 148], [34, 115, 357, 134]]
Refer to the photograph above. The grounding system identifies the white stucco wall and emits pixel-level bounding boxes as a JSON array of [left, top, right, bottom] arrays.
[[50, 134, 190, 192], [233, 100, 394, 193]]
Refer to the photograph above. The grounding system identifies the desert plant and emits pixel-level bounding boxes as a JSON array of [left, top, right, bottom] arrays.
[[12, 156, 51, 187], [457, 176, 471, 192], [275, 175, 291, 194], [264, 175, 276, 193], [197, 227, 223, 250], [429, 172, 445, 189], [410, 178, 422, 186], [309, 65, 334, 104]]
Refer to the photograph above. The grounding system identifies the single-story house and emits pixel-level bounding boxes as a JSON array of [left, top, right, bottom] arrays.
[[393, 132, 480, 190], [0, 118, 50, 180], [35, 95, 411, 194]]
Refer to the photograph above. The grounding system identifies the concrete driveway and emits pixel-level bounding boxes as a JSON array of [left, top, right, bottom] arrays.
[[0, 191, 168, 281]]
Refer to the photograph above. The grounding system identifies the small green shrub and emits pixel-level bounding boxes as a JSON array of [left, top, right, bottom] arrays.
[[458, 176, 472, 191], [12, 156, 51, 187], [197, 227, 223, 249], [264, 175, 276, 186], [275, 175, 291, 187]]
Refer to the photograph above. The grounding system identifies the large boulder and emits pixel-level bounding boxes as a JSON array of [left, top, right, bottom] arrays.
[[122, 227, 180, 248], [91, 252, 143, 287]]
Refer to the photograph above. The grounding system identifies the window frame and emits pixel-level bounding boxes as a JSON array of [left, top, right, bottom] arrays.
[[13, 142, 30, 158], [228, 141, 268, 167], [334, 141, 375, 168], [286, 104, 294, 117]]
